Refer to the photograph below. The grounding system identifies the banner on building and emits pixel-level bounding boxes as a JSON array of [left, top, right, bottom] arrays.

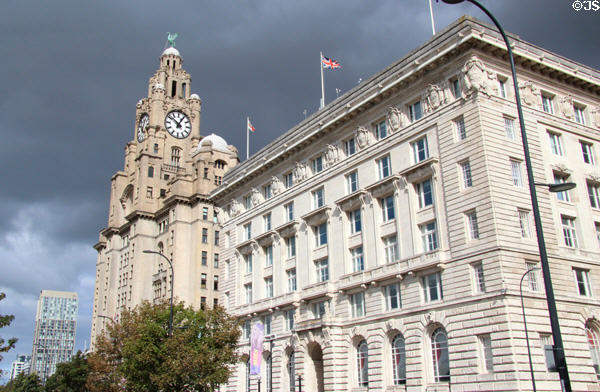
[[250, 322, 265, 375]]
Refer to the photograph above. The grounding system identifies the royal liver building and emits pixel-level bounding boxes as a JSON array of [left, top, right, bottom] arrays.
[[93, 16, 600, 391]]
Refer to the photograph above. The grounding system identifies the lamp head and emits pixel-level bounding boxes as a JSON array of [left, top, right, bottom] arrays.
[[548, 182, 576, 193], [440, 0, 466, 3]]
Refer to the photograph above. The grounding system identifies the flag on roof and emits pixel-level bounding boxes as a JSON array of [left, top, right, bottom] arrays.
[[321, 54, 341, 69], [247, 117, 256, 133]]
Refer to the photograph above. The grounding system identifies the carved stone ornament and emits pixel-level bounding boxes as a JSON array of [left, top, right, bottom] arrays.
[[230, 199, 245, 217], [215, 207, 229, 225], [292, 162, 308, 183], [425, 84, 445, 113], [355, 126, 372, 149], [386, 107, 404, 132], [518, 80, 539, 107], [461, 56, 495, 97], [591, 106, 600, 129], [558, 95, 574, 119], [324, 144, 340, 167], [250, 188, 264, 207], [271, 176, 285, 196]]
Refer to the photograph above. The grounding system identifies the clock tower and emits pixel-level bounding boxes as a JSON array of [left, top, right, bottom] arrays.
[[91, 42, 238, 346]]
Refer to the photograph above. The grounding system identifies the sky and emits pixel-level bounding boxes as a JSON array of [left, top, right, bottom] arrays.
[[0, 0, 598, 381]]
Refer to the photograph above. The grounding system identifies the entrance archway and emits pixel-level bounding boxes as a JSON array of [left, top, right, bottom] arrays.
[[305, 342, 325, 392]]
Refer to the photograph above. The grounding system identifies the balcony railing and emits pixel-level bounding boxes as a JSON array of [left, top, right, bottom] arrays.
[[162, 163, 186, 174]]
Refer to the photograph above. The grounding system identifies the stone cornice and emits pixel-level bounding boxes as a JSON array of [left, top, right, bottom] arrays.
[[301, 206, 332, 227], [365, 174, 402, 199], [335, 190, 367, 212], [209, 16, 600, 203], [275, 220, 299, 238]]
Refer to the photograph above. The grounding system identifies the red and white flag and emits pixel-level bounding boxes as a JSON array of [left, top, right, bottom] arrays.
[[247, 117, 256, 133]]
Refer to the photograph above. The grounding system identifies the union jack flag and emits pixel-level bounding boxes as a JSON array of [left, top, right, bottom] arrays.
[[321, 55, 341, 69]]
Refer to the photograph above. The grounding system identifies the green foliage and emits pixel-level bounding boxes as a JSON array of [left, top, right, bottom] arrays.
[[0, 293, 17, 363], [44, 351, 90, 392], [0, 373, 44, 392], [87, 300, 240, 392]]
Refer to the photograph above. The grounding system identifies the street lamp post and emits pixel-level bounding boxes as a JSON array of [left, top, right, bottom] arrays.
[[143, 250, 174, 337], [520, 267, 542, 392], [439, 1, 572, 390]]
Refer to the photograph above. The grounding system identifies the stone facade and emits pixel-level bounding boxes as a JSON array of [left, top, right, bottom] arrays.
[[90, 47, 239, 346], [211, 17, 600, 392]]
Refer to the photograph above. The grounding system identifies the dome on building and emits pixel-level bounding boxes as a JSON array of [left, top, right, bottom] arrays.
[[162, 47, 180, 57], [189, 93, 200, 100], [199, 133, 230, 153]]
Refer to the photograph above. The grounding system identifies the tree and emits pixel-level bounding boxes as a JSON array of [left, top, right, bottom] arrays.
[[0, 292, 17, 363], [87, 300, 240, 392], [0, 373, 44, 392], [44, 351, 90, 392]]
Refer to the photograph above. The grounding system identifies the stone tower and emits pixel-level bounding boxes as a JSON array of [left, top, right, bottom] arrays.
[[91, 44, 238, 346]]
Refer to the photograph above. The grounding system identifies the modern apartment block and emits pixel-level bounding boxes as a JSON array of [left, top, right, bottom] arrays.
[[9, 354, 31, 380], [90, 45, 239, 346], [30, 290, 78, 381], [211, 16, 600, 391]]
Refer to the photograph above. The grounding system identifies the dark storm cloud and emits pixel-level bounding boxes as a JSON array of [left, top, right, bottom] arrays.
[[0, 0, 597, 379]]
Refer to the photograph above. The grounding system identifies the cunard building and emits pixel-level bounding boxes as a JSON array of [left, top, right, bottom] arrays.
[[212, 16, 600, 392]]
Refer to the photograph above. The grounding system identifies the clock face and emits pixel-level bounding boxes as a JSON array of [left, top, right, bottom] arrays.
[[165, 110, 191, 139], [137, 113, 149, 142]]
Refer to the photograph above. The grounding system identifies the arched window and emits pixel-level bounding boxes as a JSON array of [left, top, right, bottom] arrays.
[[357, 340, 369, 387], [586, 323, 600, 380], [392, 334, 406, 385], [287, 351, 295, 392], [431, 328, 450, 382]]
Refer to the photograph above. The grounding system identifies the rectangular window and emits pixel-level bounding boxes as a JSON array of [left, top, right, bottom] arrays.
[[284, 172, 294, 189], [244, 223, 252, 240], [244, 283, 253, 304], [286, 236, 296, 258], [540, 334, 556, 372], [264, 315, 272, 336], [504, 116, 516, 140], [460, 160, 473, 189], [498, 77, 507, 99], [146, 187, 153, 198], [243, 320, 251, 339], [315, 223, 328, 247], [479, 335, 494, 373], [596, 222, 600, 246], [375, 120, 387, 140], [377, 155, 392, 179], [581, 141, 595, 165], [202, 207, 208, 220], [548, 132, 564, 156], [265, 277, 273, 298], [561, 215, 578, 248], [473, 262, 486, 293], [214, 230, 220, 246], [316, 259, 329, 282], [384, 283, 401, 310], [263, 184, 272, 200], [313, 301, 327, 319], [423, 272, 443, 302], [201, 251, 207, 266], [265, 245, 273, 266], [416, 179, 434, 208], [287, 269, 297, 292], [526, 262, 540, 292], [351, 247, 364, 272], [412, 137, 429, 163], [574, 105, 586, 125], [285, 309, 295, 331], [263, 213, 272, 231], [381, 195, 395, 222], [312, 188, 324, 209], [383, 236, 399, 263], [554, 173, 571, 202], [349, 209, 362, 234], [244, 195, 252, 210], [245, 254, 253, 274], [213, 275, 219, 291], [201, 273, 207, 289], [455, 116, 467, 141], [409, 100, 423, 122], [351, 292, 365, 318], [148, 166, 154, 178], [202, 228, 208, 244], [511, 160, 524, 187], [346, 171, 359, 194], [213, 253, 219, 268], [542, 93, 554, 114], [450, 78, 461, 99], [345, 137, 356, 156], [420, 221, 438, 252], [574, 268, 592, 296], [466, 210, 480, 240], [284, 202, 294, 222], [312, 156, 323, 174], [588, 181, 600, 208], [519, 209, 532, 239]]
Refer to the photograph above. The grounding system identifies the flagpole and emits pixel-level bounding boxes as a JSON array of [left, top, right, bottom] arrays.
[[320, 51, 325, 109], [429, 0, 436, 35], [246, 117, 249, 160]]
